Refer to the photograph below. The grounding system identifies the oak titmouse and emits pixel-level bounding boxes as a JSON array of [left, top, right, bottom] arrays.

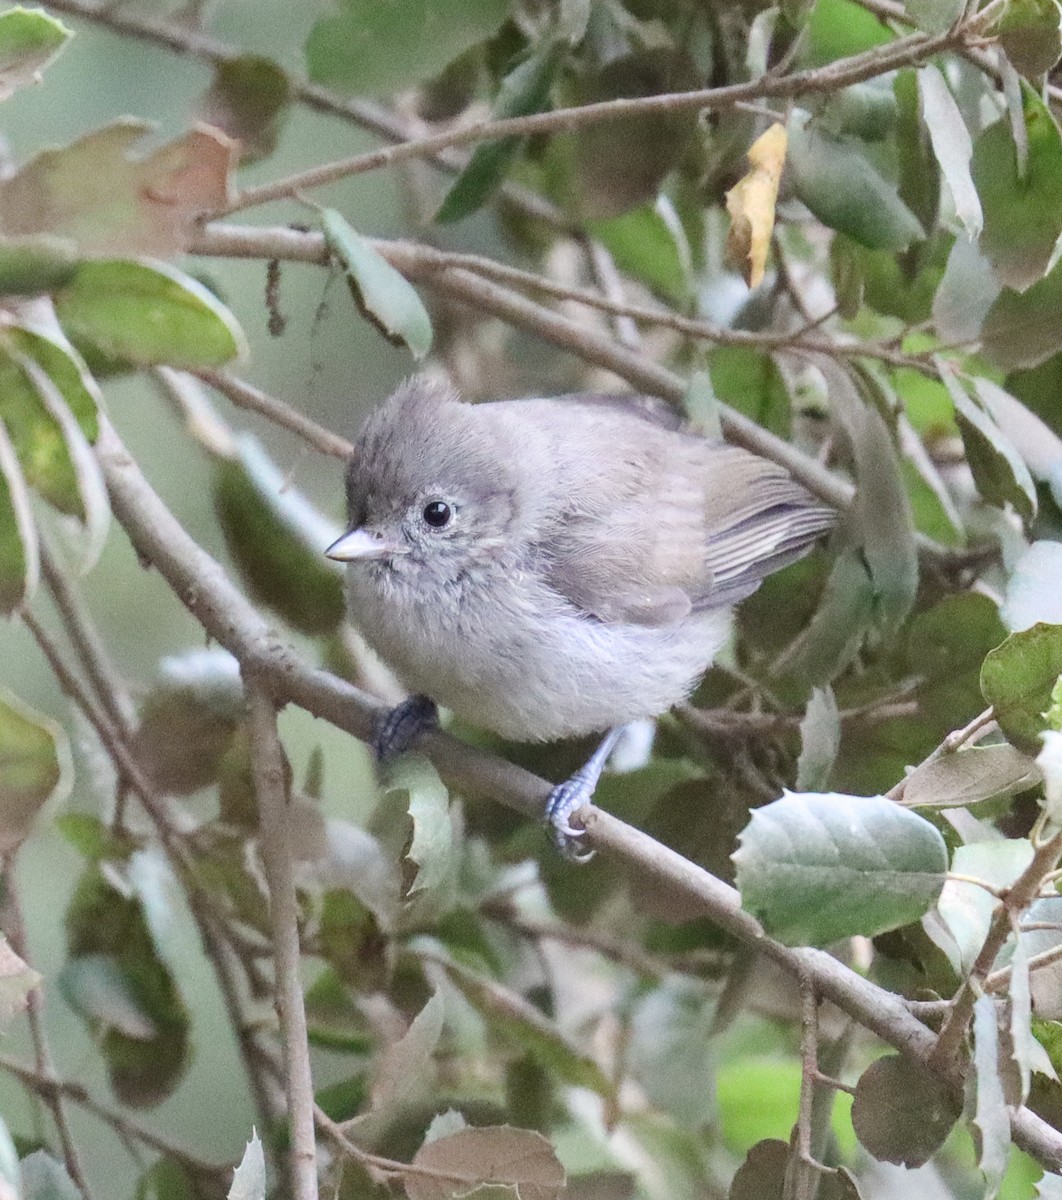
[[326, 377, 835, 857]]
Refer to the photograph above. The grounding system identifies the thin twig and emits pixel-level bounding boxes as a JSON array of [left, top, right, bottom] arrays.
[[0, 871, 95, 1200], [0, 1051, 226, 1179], [217, 25, 972, 215], [246, 680, 319, 1200]]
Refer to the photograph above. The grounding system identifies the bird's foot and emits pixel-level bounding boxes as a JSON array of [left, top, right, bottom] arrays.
[[372, 694, 438, 762], [544, 772, 597, 863]]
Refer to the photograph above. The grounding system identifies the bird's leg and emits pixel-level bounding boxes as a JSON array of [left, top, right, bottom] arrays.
[[373, 694, 438, 761], [544, 725, 627, 863]]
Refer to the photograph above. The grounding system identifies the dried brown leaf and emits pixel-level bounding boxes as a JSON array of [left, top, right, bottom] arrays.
[[405, 1126, 564, 1200], [725, 124, 788, 288]]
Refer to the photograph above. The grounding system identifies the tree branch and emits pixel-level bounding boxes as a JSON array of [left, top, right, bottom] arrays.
[[92, 415, 1062, 1174], [247, 681, 319, 1200]]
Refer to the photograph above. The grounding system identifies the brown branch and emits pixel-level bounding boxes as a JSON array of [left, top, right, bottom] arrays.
[[194, 370, 353, 459], [247, 682, 319, 1200], [218, 25, 971, 215], [92, 415, 1062, 1174], [190, 222, 855, 510], [0, 1050, 226, 1180]]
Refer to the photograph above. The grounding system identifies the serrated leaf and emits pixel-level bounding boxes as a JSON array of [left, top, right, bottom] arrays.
[[406, 1125, 565, 1200], [981, 623, 1062, 750], [322, 209, 432, 358], [306, 0, 509, 97], [973, 994, 1010, 1199], [796, 686, 840, 791], [0, 120, 235, 258], [973, 83, 1062, 292], [20, 1152, 79, 1200], [0, 688, 71, 853], [938, 365, 1038, 521], [851, 1055, 961, 1165], [788, 112, 924, 251], [55, 258, 245, 368], [733, 791, 948, 946], [918, 66, 982, 237], [214, 434, 345, 636], [899, 743, 1041, 808], [933, 840, 1033, 976], [228, 1131, 265, 1200], [384, 754, 454, 905], [436, 41, 560, 224], [1037, 1173, 1062, 1198], [0, 7, 70, 101]]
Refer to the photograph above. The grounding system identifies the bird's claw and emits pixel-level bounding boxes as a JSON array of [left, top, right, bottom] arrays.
[[372, 694, 438, 762], [544, 774, 596, 863]]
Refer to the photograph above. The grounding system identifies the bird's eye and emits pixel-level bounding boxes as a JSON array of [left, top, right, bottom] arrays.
[[422, 500, 452, 528]]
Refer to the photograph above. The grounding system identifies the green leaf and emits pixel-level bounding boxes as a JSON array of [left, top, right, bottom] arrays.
[[436, 41, 561, 224], [64, 865, 191, 1107], [796, 686, 840, 791], [930, 839, 1034, 974], [0, 419, 36, 614], [899, 743, 1041, 808], [132, 648, 244, 794], [0, 234, 78, 295], [304, 967, 373, 1052], [317, 888, 390, 993], [709, 346, 790, 439], [1003, 542, 1062, 631], [788, 112, 924, 251], [1000, 0, 1062, 78], [829, 361, 919, 632], [198, 55, 291, 165], [370, 990, 444, 1111], [571, 48, 699, 220], [135, 1158, 200, 1200], [214, 434, 346, 636], [783, 550, 876, 686], [983, 254, 1062, 370], [3, 323, 100, 442], [728, 1139, 789, 1200], [432, 950, 615, 1097], [383, 754, 454, 906], [305, 0, 509, 96], [58, 954, 158, 1040], [0, 688, 71, 854], [586, 198, 691, 302], [627, 980, 716, 1128], [802, 0, 894, 63], [933, 235, 1000, 344], [973, 82, 1062, 291], [906, 0, 964, 33], [938, 365, 1038, 521], [54, 259, 245, 368], [981, 622, 1062, 750], [0, 7, 70, 101], [851, 1055, 961, 1165], [227, 1131, 265, 1200], [973, 994, 1011, 1199], [733, 791, 948, 946], [20, 1152, 80, 1200], [917, 66, 981, 237], [322, 209, 433, 358]]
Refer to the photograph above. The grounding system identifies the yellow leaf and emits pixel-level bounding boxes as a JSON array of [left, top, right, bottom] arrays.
[[724, 123, 788, 289]]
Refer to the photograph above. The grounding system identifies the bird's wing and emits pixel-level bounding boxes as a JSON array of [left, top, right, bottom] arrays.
[[508, 398, 835, 626]]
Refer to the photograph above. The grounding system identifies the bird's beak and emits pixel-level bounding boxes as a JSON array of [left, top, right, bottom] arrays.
[[324, 528, 407, 561]]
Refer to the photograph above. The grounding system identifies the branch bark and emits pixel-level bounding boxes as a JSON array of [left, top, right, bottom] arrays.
[[93, 415, 1062, 1174]]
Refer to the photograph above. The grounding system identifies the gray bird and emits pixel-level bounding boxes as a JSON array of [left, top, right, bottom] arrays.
[[326, 377, 836, 859]]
